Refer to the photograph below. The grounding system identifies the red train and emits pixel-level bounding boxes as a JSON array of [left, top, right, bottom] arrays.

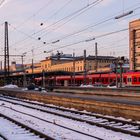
[[35, 71, 140, 87]]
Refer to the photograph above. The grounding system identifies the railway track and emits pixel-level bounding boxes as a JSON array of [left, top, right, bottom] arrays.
[[0, 95, 140, 138], [0, 103, 104, 140], [0, 113, 54, 140]]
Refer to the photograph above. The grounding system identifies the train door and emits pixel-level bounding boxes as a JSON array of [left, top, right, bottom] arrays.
[[127, 75, 132, 86], [64, 80, 68, 86], [89, 77, 92, 85]]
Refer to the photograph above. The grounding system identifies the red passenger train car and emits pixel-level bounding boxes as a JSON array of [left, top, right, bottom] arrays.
[[35, 72, 140, 87], [55, 73, 126, 87]]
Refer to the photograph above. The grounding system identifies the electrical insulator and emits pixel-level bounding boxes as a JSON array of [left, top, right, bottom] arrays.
[[38, 37, 41, 40]]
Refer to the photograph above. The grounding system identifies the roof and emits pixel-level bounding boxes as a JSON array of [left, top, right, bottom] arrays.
[[75, 55, 116, 60], [41, 55, 117, 62]]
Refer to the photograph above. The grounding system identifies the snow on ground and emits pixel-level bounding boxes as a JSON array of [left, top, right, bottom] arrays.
[[0, 101, 139, 140], [0, 84, 18, 89], [0, 117, 43, 140], [80, 84, 94, 87], [4, 96, 139, 124]]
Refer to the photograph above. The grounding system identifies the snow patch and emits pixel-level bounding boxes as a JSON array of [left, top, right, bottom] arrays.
[[1, 84, 18, 89]]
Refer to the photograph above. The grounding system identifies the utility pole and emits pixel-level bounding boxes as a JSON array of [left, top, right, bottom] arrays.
[[95, 42, 98, 72], [31, 48, 34, 74], [83, 50, 87, 85], [21, 53, 26, 87], [42, 69, 45, 88], [118, 56, 124, 88], [0, 61, 2, 70], [21, 56, 24, 70], [73, 51, 75, 86], [114, 60, 118, 88], [120, 63, 123, 88], [4, 21, 10, 85]]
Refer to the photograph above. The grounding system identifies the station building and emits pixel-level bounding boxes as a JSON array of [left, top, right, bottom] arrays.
[[39, 54, 116, 73], [9, 53, 117, 74]]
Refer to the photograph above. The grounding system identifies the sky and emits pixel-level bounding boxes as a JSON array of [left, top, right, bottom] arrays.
[[0, 0, 140, 64]]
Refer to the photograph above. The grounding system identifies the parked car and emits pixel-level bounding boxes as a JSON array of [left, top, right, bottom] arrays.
[[27, 83, 38, 90]]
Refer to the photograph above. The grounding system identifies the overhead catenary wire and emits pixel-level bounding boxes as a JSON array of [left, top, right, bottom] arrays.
[[33, 0, 103, 36], [29, 27, 129, 59], [40, 0, 103, 38], [9, 10, 138, 57], [12, 5, 140, 54], [7, 2, 140, 60], [0, 0, 55, 44], [46, 6, 140, 43], [40, 0, 73, 25], [29, 23, 133, 55], [9, 0, 102, 48], [13, 0, 54, 29], [8, 0, 73, 48], [0, 0, 5, 7]]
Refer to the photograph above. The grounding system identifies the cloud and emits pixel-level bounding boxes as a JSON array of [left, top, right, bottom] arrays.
[[99, 0, 114, 7]]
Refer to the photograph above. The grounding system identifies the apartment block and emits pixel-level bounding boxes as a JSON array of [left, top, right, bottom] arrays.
[[129, 19, 140, 70]]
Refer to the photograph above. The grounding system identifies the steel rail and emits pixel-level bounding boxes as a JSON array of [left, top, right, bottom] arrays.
[[0, 96, 140, 138], [0, 113, 54, 140]]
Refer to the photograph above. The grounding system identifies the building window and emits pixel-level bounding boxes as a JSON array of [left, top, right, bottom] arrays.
[[89, 65, 91, 70]]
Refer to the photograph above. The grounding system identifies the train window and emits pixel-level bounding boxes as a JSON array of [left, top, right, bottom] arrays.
[[128, 78, 131, 82], [123, 78, 126, 82], [102, 78, 104, 82], [133, 77, 137, 82], [78, 67, 79, 71], [105, 78, 108, 82], [127, 78, 129, 82]]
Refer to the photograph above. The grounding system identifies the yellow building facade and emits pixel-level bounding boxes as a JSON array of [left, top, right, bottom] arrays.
[[38, 56, 115, 73]]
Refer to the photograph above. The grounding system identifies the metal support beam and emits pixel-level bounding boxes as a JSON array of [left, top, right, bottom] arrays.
[[95, 42, 98, 72], [73, 52, 75, 86], [4, 21, 10, 85], [84, 50, 87, 85]]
